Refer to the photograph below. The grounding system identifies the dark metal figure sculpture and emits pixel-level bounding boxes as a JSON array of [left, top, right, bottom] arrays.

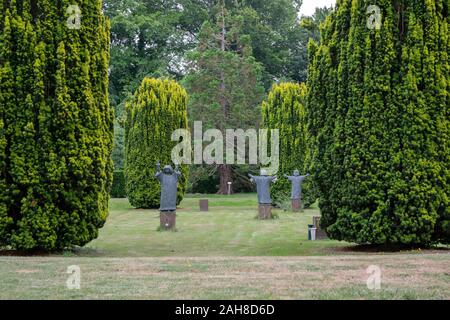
[[284, 170, 309, 212], [249, 169, 277, 204], [155, 161, 181, 230], [249, 169, 277, 219], [285, 170, 310, 200]]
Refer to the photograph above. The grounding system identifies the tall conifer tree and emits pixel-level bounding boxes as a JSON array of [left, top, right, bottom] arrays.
[[125, 78, 189, 209], [262, 82, 316, 207], [307, 0, 449, 245], [183, 1, 265, 194], [0, 0, 112, 250]]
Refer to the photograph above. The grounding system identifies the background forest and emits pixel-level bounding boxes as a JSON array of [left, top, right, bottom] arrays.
[[104, 0, 332, 194]]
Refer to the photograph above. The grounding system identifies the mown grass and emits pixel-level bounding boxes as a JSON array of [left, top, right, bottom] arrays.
[[0, 194, 448, 300], [0, 255, 448, 299], [82, 194, 348, 257]]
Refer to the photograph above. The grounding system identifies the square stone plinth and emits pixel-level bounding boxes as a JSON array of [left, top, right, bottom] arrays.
[[258, 204, 272, 220], [160, 211, 176, 231], [292, 199, 301, 212]]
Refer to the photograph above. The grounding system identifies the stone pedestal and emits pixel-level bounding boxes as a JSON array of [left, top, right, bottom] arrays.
[[292, 199, 301, 212], [160, 211, 176, 231], [199, 199, 209, 212], [313, 216, 327, 239], [258, 204, 272, 220]]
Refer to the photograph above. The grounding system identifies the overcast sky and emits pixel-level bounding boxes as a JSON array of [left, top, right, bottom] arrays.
[[299, 0, 336, 16]]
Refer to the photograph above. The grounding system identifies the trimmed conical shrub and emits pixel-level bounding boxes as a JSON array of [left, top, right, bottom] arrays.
[[307, 0, 449, 245], [0, 0, 113, 250], [262, 82, 316, 207], [125, 78, 189, 209]]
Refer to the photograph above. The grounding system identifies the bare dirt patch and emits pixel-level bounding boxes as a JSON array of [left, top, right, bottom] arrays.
[[15, 269, 40, 274]]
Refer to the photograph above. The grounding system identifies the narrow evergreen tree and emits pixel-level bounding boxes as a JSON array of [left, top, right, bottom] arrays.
[[125, 78, 189, 209], [307, 0, 449, 245], [262, 82, 316, 207], [0, 0, 112, 250], [183, 1, 265, 194]]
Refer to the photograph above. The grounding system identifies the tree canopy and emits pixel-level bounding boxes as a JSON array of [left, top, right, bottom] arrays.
[[307, 0, 449, 245], [0, 0, 113, 250], [125, 78, 189, 208]]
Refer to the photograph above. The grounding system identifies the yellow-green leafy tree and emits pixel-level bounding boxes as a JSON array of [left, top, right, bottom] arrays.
[[262, 82, 316, 207], [307, 0, 449, 245], [125, 78, 189, 209], [0, 0, 113, 250]]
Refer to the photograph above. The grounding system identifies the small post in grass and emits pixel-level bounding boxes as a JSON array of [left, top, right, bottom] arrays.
[[313, 216, 328, 240], [199, 199, 209, 212]]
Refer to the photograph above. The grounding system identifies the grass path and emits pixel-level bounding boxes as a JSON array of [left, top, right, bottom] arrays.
[[1, 254, 448, 299]]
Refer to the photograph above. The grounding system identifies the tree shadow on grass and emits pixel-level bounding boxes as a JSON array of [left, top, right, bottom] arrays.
[[335, 243, 450, 254], [0, 246, 103, 257], [0, 249, 58, 256]]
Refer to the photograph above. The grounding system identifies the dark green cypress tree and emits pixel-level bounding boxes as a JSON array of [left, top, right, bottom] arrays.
[[262, 82, 316, 207], [0, 0, 112, 250], [307, 0, 449, 245], [125, 78, 189, 209]]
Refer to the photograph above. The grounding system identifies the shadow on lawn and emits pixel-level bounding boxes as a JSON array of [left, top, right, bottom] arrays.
[[2, 244, 448, 257], [0, 249, 58, 256], [0, 246, 102, 257], [335, 243, 450, 254]]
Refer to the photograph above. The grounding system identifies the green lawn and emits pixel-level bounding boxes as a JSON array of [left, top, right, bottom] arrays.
[[1, 194, 449, 300], [83, 194, 349, 257]]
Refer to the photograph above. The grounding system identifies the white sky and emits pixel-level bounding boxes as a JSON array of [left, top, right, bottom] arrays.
[[299, 0, 336, 16]]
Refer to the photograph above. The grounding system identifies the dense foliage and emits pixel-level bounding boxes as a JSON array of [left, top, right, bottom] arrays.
[[104, 0, 308, 106], [0, 0, 113, 250], [188, 165, 256, 194], [183, 2, 265, 194], [307, 0, 449, 245], [111, 171, 126, 198], [125, 78, 189, 208], [262, 83, 315, 207], [104, 0, 326, 173]]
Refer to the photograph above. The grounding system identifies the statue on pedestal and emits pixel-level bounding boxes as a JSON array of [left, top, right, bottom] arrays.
[[249, 169, 277, 219], [155, 161, 181, 230], [284, 170, 309, 212]]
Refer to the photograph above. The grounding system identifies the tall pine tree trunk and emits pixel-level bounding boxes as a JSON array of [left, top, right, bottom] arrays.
[[218, 164, 233, 195], [217, 1, 233, 195]]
